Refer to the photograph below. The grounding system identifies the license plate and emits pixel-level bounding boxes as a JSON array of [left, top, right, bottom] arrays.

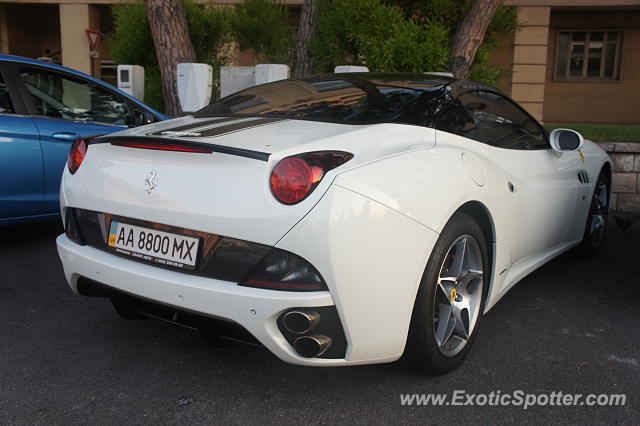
[[108, 221, 200, 270]]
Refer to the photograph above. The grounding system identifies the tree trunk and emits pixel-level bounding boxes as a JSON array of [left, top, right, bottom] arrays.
[[292, 0, 317, 78], [145, 0, 195, 116], [449, 0, 501, 79]]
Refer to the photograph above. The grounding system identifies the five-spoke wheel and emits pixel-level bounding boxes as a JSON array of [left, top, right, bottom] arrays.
[[404, 211, 488, 374], [434, 235, 484, 357]]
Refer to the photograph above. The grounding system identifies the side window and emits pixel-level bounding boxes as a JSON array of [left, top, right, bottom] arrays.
[[19, 67, 132, 125], [434, 98, 476, 136], [441, 90, 548, 150], [0, 72, 15, 114]]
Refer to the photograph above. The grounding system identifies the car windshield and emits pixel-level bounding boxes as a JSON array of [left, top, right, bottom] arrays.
[[195, 74, 450, 125]]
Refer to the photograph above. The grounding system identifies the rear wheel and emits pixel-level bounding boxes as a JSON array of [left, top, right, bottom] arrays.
[[404, 212, 488, 374], [579, 169, 610, 256]]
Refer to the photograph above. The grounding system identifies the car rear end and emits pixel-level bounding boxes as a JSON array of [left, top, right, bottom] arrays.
[[56, 116, 441, 365], [56, 73, 447, 365]]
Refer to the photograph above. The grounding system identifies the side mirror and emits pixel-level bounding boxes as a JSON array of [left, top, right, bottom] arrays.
[[133, 109, 156, 127], [549, 128, 584, 153]]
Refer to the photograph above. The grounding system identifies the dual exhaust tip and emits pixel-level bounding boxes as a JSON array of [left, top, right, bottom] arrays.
[[282, 310, 332, 358], [294, 335, 332, 358]]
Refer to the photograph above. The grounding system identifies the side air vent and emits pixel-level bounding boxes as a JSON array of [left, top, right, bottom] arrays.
[[577, 170, 590, 184]]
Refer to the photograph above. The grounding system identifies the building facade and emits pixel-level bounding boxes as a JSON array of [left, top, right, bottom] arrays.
[[0, 0, 638, 124], [0, 1, 118, 84], [497, 0, 640, 124]]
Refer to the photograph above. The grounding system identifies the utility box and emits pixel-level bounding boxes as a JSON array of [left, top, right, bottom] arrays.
[[334, 65, 369, 73], [426, 72, 454, 77], [117, 65, 145, 101], [220, 66, 255, 98], [255, 64, 289, 85], [177, 63, 213, 113]]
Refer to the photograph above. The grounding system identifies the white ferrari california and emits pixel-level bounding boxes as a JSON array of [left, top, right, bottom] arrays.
[[56, 73, 611, 373]]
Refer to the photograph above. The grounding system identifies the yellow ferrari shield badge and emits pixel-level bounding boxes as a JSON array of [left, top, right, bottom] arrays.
[[450, 287, 457, 302], [578, 150, 585, 162]]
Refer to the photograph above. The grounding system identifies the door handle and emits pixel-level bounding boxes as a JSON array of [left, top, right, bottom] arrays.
[[52, 132, 79, 142], [508, 181, 516, 193]]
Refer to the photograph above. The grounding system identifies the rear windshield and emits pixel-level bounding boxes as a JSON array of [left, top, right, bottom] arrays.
[[194, 76, 447, 125]]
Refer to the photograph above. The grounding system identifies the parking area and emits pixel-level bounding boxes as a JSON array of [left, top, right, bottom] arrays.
[[0, 220, 638, 424]]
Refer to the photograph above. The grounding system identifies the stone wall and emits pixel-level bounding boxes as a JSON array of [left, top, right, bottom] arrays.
[[597, 142, 640, 214]]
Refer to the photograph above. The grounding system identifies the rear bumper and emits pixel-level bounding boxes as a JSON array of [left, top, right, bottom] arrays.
[[57, 234, 382, 366], [57, 185, 439, 366]]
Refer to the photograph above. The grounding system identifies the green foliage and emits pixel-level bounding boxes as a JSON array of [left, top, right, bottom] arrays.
[[109, 2, 162, 108], [312, 0, 450, 74], [388, 0, 519, 40], [390, 0, 466, 24], [229, 0, 293, 63], [109, 2, 157, 68], [108, 0, 231, 112], [109, 0, 520, 110], [315, 0, 519, 86], [467, 46, 508, 85], [486, 3, 520, 40], [183, 1, 232, 67]]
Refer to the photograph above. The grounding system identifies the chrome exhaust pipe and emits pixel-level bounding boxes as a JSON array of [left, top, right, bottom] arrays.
[[294, 335, 332, 358], [283, 310, 321, 334]]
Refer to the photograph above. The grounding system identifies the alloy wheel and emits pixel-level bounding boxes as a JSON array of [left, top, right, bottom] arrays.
[[433, 235, 484, 357], [589, 179, 609, 248]]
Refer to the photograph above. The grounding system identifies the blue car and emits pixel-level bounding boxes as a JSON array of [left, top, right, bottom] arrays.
[[0, 54, 168, 225]]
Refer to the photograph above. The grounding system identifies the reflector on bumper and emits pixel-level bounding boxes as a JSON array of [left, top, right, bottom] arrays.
[[241, 249, 327, 291]]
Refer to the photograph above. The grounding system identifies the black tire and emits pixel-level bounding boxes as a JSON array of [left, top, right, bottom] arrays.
[[578, 169, 610, 256], [403, 211, 489, 374]]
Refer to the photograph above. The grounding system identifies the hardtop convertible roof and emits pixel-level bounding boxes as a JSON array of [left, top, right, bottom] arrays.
[[194, 72, 503, 125]]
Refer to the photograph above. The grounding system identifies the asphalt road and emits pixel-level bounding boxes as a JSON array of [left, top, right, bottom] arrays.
[[0, 220, 638, 425]]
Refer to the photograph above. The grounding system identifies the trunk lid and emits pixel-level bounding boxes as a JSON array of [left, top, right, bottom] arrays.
[[63, 117, 434, 246]]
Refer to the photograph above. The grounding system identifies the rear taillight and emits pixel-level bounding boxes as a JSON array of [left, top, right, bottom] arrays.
[[270, 151, 353, 205], [68, 138, 87, 174], [241, 249, 327, 291], [110, 140, 213, 153]]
